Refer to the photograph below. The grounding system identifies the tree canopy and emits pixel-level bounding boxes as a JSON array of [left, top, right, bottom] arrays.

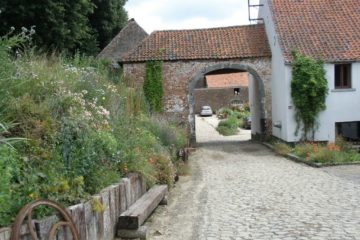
[[0, 0, 128, 55]]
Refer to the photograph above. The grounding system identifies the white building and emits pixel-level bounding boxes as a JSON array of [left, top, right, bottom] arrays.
[[259, 0, 360, 142]]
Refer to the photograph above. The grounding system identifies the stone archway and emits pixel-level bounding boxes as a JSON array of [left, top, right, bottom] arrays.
[[188, 62, 269, 142]]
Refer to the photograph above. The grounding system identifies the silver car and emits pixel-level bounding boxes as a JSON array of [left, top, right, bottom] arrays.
[[200, 106, 213, 116]]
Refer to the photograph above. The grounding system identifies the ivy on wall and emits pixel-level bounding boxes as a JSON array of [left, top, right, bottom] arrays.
[[144, 61, 163, 112], [291, 51, 328, 140]]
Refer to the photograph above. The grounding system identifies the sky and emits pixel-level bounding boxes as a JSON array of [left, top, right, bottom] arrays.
[[124, 0, 260, 33]]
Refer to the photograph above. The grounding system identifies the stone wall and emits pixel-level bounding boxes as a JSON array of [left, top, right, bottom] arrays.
[[193, 87, 249, 114], [0, 174, 146, 240], [123, 57, 272, 135]]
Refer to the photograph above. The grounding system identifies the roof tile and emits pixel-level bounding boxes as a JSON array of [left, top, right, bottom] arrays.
[[269, 0, 360, 63], [121, 24, 271, 62]]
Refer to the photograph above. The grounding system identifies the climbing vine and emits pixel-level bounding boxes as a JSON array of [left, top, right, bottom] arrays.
[[291, 51, 328, 140], [144, 61, 163, 112]]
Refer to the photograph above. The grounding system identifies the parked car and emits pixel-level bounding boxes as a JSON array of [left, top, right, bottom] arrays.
[[200, 106, 213, 116], [244, 116, 251, 129]]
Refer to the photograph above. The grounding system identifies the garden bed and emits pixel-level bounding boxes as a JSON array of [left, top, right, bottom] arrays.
[[263, 142, 360, 168]]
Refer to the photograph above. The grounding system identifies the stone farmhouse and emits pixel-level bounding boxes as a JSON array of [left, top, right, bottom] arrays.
[[99, 0, 360, 143]]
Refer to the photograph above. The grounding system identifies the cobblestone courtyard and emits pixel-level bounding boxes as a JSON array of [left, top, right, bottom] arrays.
[[144, 116, 360, 240]]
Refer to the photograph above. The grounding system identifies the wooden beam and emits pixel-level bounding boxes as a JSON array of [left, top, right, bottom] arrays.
[[118, 185, 167, 230]]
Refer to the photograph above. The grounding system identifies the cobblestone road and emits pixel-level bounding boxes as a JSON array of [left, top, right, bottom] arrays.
[[144, 117, 360, 240]]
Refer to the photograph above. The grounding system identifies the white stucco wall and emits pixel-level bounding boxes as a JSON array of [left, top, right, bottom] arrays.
[[259, 0, 360, 143], [259, 0, 289, 140], [285, 62, 360, 142]]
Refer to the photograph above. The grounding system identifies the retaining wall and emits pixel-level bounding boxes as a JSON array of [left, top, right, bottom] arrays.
[[0, 173, 146, 240]]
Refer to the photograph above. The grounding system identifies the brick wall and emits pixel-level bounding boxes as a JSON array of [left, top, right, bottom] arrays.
[[123, 57, 271, 134], [194, 87, 249, 114]]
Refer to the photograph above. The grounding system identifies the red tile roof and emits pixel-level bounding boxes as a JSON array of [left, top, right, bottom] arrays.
[[121, 24, 271, 62], [206, 72, 248, 88], [269, 0, 360, 63]]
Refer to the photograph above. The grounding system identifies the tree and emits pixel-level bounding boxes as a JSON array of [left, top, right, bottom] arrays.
[[0, 0, 128, 55], [0, 0, 97, 53], [89, 0, 128, 49], [291, 51, 328, 140]]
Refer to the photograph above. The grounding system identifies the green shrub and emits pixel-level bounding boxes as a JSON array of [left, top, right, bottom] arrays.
[[273, 143, 292, 156], [0, 146, 22, 226], [0, 35, 187, 227], [294, 143, 314, 159], [149, 154, 175, 188], [293, 141, 360, 164], [216, 108, 233, 119], [216, 115, 239, 136]]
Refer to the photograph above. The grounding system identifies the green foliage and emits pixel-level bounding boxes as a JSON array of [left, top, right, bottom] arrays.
[[273, 143, 292, 156], [89, 0, 129, 49], [91, 197, 105, 213], [0, 0, 128, 55], [0, 37, 183, 227], [216, 115, 239, 136], [216, 108, 233, 119], [293, 141, 360, 164], [0, 146, 21, 226], [216, 107, 250, 132], [291, 51, 328, 140], [293, 142, 314, 158], [144, 61, 163, 112], [142, 115, 187, 149], [149, 154, 175, 188]]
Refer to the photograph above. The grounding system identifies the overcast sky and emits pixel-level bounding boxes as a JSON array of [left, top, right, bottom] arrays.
[[124, 0, 260, 33]]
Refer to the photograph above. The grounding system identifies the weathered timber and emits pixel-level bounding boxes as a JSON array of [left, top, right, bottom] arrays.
[[118, 185, 168, 230], [117, 226, 147, 240]]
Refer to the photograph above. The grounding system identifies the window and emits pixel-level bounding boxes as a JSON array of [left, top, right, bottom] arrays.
[[335, 64, 351, 89], [234, 88, 240, 95]]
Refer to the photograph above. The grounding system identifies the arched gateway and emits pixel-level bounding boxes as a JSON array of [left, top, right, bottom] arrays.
[[119, 23, 272, 142]]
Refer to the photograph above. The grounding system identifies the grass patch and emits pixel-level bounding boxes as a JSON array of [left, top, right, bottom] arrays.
[[273, 143, 292, 156], [216, 115, 239, 136], [216, 107, 250, 134], [277, 137, 360, 165], [0, 34, 186, 227]]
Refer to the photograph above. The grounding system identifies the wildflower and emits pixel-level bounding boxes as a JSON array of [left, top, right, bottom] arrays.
[[29, 26, 36, 35]]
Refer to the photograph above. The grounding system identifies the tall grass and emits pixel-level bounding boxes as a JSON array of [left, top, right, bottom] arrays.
[[0, 34, 186, 227]]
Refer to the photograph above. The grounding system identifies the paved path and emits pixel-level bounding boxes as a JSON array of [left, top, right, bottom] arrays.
[[144, 116, 360, 240]]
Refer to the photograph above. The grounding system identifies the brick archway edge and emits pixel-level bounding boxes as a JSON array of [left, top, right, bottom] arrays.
[[188, 62, 266, 138]]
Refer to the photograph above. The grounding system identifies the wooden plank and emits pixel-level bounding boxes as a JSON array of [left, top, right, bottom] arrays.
[[95, 195, 104, 240], [68, 203, 86, 240], [118, 185, 167, 230], [100, 190, 112, 240], [0, 228, 11, 240], [119, 182, 127, 214], [122, 178, 132, 209], [84, 201, 97, 240]]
